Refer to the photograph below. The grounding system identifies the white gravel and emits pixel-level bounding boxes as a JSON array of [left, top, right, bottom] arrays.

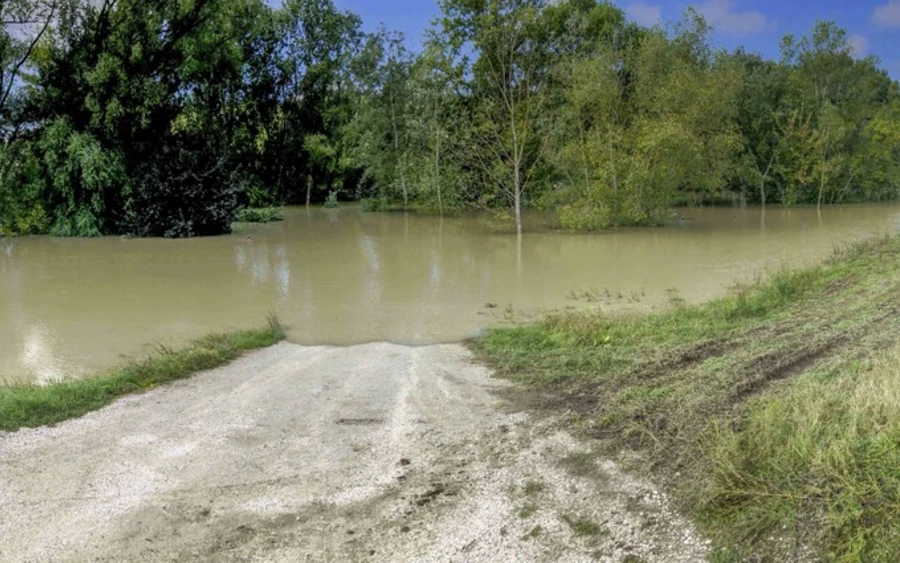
[[0, 342, 709, 562]]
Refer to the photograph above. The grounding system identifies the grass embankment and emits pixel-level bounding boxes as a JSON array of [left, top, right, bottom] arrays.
[[0, 316, 285, 432], [474, 237, 900, 562]]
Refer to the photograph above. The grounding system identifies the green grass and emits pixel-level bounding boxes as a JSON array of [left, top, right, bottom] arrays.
[[234, 207, 285, 223], [0, 315, 285, 432], [524, 480, 545, 495], [473, 235, 900, 561], [700, 349, 900, 562], [518, 503, 538, 519], [562, 515, 604, 537]]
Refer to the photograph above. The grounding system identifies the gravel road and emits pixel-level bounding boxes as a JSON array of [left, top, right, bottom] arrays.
[[0, 342, 709, 562]]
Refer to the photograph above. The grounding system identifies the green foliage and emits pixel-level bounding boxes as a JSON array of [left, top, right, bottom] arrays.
[[701, 351, 900, 562], [324, 190, 339, 208], [0, 1, 898, 236], [549, 16, 741, 230], [38, 118, 124, 237], [346, 29, 416, 206], [359, 197, 388, 212], [234, 207, 284, 223], [0, 0, 364, 236], [0, 142, 49, 236]]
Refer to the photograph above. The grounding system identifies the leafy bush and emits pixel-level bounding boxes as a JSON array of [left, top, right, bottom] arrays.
[[0, 143, 49, 236], [234, 207, 284, 223], [38, 119, 124, 237], [122, 133, 238, 238], [324, 190, 339, 208], [359, 197, 388, 212]]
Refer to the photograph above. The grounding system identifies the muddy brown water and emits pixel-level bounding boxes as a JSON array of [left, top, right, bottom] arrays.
[[2, 204, 899, 384]]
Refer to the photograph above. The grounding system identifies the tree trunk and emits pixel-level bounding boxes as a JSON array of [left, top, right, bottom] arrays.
[[818, 167, 825, 211], [516, 230, 523, 277], [306, 175, 312, 207], [390, 95, 408, 209], [434, 133, 443, 215], [612, 172, 620, 228], [511, 111, 523, 236], [514, 164, 523, 236], [578, 125, 591, 192], [397, 152, 408, 209], [818, 144, 827, 211], [758, 155, 773, 208], [513, 150, 523, 235]]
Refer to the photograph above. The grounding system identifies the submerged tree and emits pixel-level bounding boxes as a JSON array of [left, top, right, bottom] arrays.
[[550, 12, 740, 229], [1, 0, 899, 238], [442, 0, 550, 234], [405, 33, 469, 214], [347, 29, 415, 207]]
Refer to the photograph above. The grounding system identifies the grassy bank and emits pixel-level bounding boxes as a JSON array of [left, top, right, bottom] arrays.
[[474, 236, 900, 561], [0, 316, 285, 432]]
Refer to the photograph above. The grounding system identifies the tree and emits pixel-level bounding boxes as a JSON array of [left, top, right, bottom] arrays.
[[772, 21, 898, 207], [731, 51, 790, 206], [346, 29, 415, 207], [549, 12, 741, 229], [275, 0, 362, 204], [303, 133, 339, 206], [0, 0, 80, 130], [16, 0, 283, 236], [3, 1, 900, 238], [404, 30, 470, 214], [853, 100, 900, 201], [444, 0, 549, 234]]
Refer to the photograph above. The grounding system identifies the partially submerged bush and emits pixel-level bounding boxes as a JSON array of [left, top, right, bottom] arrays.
[[359, 197, 388, 212], [235, 207, 284, 223]]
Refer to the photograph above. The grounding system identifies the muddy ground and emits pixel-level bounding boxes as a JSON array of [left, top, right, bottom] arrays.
[[0, 342, 708, 562]]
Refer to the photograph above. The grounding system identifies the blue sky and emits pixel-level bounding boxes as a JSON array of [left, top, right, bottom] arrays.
[[334, 0, 900, 77]]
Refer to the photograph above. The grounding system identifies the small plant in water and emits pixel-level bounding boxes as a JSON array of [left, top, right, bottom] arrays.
[[324, 191, 339, 208], [359, 197, 388, 212], [567, 286, 603, 303], [665, 288, 686, 308]]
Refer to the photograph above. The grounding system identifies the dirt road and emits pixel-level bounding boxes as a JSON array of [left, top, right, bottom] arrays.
[[0, 342, 708, 562]]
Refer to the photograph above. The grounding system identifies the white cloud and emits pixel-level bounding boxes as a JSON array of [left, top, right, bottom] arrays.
[[626, 2, 662, 27], [849, 34, 870, 57], [696, 0, 773, 37], [873, 1, 900, 28]]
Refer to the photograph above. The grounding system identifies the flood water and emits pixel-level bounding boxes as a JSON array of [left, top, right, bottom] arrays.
[[3, 204, 900, 384]]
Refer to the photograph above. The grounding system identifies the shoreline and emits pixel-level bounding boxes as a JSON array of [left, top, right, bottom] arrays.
[[473, 235, 900, 560], [0, 316, 284, 432]]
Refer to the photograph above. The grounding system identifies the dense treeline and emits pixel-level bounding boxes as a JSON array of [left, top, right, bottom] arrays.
[[0, 0, 898, 237]]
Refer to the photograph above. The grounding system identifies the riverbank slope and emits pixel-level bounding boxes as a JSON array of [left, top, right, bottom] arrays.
[[474, 236, 900, 561]]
